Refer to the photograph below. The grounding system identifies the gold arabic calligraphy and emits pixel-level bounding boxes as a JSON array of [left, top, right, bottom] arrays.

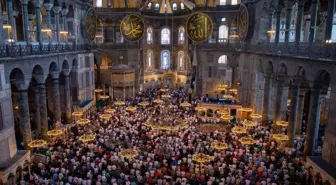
[[85, 8, 97, 41], [187, 13, 213, 42], [120, 14, 144, 42]]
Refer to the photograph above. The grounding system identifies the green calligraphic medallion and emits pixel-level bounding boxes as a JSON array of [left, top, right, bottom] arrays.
[[187, 12, 213, 42], [120, 14, 145, 42], [238, 4, 249, 41], [85, 8, 97, 41]]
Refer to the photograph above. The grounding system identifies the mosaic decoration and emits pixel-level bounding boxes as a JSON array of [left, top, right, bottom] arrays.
[[120, 14, 145, 41], [187, 12, 213, 42], [85, 8, 97, 41]]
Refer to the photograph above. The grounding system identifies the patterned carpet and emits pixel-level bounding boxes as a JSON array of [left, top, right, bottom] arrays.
[[196, 124, 229, 133]]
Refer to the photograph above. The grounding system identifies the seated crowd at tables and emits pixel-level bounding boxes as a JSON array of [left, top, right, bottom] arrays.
[[26, 89, 313, 185]]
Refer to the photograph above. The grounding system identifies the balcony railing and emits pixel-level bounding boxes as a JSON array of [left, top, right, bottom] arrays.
[[1, 42, 336, 61], [242, 43, 336, 60], [0, 43, 97, 58]]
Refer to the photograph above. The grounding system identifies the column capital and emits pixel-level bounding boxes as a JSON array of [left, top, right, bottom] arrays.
[[31, 0, 44, 7], [14, 80, 30, 91], [34, 74, 46, 84], [62, 70, 70, 77], [43, 3, 53, 11], [50, 72, 59, 80], [61, 9, 68, 16], [53, 6, 61, 13], [264, 70, 273, 78], [291, 76, 303, 87], [20, 0, 30, 5]]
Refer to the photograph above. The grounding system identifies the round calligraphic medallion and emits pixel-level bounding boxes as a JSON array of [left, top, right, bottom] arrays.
[[238, 4, 249, 41], [120, 14, 145, 42], [85, 8, 97, 41], [187, 12, 213, 42]]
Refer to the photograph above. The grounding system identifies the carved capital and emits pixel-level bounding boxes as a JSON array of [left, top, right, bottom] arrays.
[[43, 3, 53, 11], [20, 0, 30, 5], [53, 6, 61, 13], [31, 0, 44, 7]]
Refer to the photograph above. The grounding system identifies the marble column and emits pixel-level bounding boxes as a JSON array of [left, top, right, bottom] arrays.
[[0, 0, 4, 45], [268, 10, 274, 43], [275, 9, 282, 44], [261, 74, 271, 126], [53, 5, 61, 42], [61, 9, 68, 31], [32, 0, 43, 44], [64, 74, 72, 124], [96, 64, 101, 87], [309, 0, 319, 44], [288, 80, 300, 147], [273, 77, 286, 122], [284, 3, 293, 43], [21, 0, 30, 43], [38, 83, 48, 139], [231, 64, 237, 87], [52, 78, 61, 123], [295, 3, 304, 44], [61, 8, 68, 42], [6, 0, 17, 42], [325, 0, 335, 41], [296, 90, 306, 134], [34, 87, 41, 137], [44, 2, 53, 42], [304, 88, 321, 158], [18, 88, 32, 146]]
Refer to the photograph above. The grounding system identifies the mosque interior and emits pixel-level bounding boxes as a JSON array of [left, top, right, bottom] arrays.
[[0, 0, 335, 184]]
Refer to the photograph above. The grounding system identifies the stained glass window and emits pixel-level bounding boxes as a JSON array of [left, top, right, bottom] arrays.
[[161, 28, 170, 44], [178, 27, 185, 44], [147, 27, 153, 44], [161, 50, 170, 70]]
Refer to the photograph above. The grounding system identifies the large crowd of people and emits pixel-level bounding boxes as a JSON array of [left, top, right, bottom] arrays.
[[26, 89, 314, 185]]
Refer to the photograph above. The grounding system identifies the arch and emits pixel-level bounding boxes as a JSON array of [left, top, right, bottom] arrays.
[[264, 61, 274, 73], [294, 66, 306, 77], [314, 70, 331, 92], [147, 2, 152, 9], [161, 50, 170, 70], [9, 68, 25, 84], [278, 63, 287, 74], [72, 58, 78, 67], [62, 60, 70, 71], [147, 50, 154, 69], [178, 51, 184, 70], [68, 5, 74, 18], [61, 2, 67, 10], [7, 173, 15, 185], [178, 26, 185, 44], [32, 65, 44, 76], [218, 25, 229, 43], [49, 62, 59, 74], [180, 2, 185, 9], [314, 173, 323, 185], [173, 3, 177, 10], [161, 28, 170, 44], [218, 55, 227, 64], [147, 26, 153, 44], [155, 3, 160, 9], [207, 109, 213, 117]]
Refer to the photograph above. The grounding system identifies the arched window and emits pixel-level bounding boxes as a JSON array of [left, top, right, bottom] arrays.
[[161, 50, 170, 70], [96, 0, 103, 7], [218, 55, 227, 64], [218, 25, 229, 43], [147, 2, 152, 9], [178, 27, 185, 44], [178, 51, 184, 70], [231, 0, 238, 5], [147, 50, 153, 69], [155, 3, 160, 9], [173, 3, 177, 10], [161, 28, 170, 44], [221, 17, 226, 22], [219, 0, 226, 5], [147, 27, 153, 44], [180, 3, 185, 9]]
